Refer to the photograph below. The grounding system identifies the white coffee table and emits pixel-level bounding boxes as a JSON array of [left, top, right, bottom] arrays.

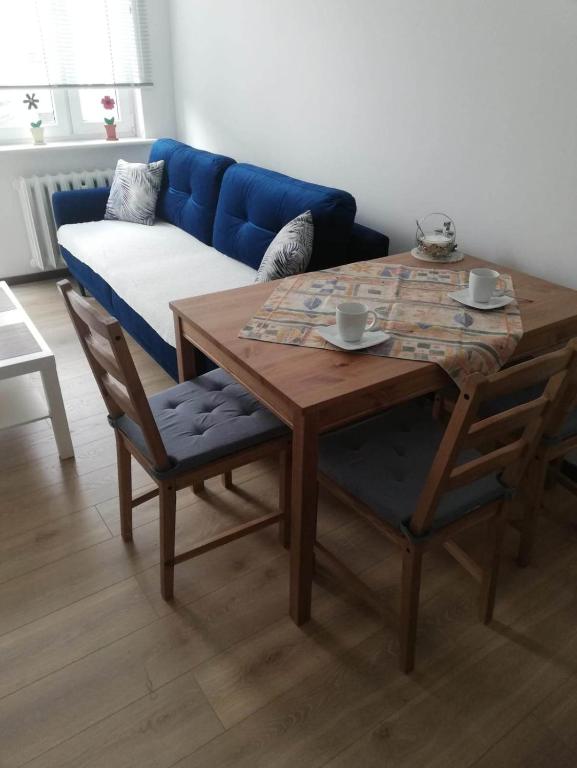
[[0, 281, 74, 459]]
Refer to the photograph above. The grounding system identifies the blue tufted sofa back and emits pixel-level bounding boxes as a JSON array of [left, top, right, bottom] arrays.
[[145, 139, 387, 272], [212, 164, 357, 272], [149, 138, 235, 246]]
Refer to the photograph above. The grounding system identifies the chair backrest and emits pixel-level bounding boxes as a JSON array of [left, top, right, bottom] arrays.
[[542, 358, 577, 441], [410, 340, 577, 535], [57, 280, 171, 471]]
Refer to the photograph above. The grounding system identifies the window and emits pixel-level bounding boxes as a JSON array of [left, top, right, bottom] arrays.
[[0, 88, 137, 144], [0, 90, 56, 133], [0, 0, 150, 144], [68, 88, 136, 138]]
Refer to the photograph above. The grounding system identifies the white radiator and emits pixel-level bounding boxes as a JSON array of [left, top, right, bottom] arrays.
[[15, 169, 115, 271]]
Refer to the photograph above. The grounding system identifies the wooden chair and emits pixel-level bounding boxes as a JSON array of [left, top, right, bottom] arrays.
[[515, 371, 577, 566], [435, 356, 577, 567], [315, 341, 577, 673], [557, 452, 577, 500], [58, 280, 291, 601]]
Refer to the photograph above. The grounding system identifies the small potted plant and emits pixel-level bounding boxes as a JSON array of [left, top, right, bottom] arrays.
[[101, 95, 118, 141], [23, 93, 45, 145], [30, 118, 44, 145]]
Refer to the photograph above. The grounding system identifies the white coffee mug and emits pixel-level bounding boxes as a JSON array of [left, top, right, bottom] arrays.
[[336, 302, 377, 342], [468, 268, 503, 303]]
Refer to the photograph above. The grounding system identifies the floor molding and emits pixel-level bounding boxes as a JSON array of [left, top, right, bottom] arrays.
[[3, 268, 70, 286]]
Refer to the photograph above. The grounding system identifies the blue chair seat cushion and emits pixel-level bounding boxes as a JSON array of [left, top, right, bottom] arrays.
[[319, 399, 506, 534], [114, 369, 288, 476]]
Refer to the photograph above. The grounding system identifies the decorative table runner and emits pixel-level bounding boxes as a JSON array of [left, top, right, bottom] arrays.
[[240, 262, 523, 386]]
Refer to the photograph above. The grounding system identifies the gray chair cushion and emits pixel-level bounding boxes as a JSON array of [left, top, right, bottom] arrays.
[[319, 399, 506, 534], [115, 368, 288, 476], [482, 384, 577, 444]]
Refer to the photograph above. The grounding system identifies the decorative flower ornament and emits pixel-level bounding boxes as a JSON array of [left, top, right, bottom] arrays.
[[101, 94, 118, 139], [23, 93, 39, 110]]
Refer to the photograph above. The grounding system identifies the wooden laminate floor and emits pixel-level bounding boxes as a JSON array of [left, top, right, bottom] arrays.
[[1, 280, 577, 767]]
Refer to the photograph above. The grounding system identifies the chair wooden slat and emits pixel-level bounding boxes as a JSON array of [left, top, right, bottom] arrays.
[[443, 540, 483, 582], [131, 488, 160, 507], [172, 511, 282, 564], [465, 397, 548, 448], [479, 348, 571, 401], [447, 440, 526, 491], [315, 540, 393, 619], [66, 286, 116, 341], [101, 375, 141, 425], [84, 334, 127, 385]]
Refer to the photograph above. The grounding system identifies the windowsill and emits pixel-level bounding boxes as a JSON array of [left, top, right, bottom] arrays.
[[0, 137, 155, 154]]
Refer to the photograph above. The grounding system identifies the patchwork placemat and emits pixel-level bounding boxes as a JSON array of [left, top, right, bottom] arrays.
[[240, 262, 523, 386], [0, 323, 41, 361]]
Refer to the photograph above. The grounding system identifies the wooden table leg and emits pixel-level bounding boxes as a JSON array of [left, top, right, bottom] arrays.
[[173, 314, 197, 382], [289, 412, 319, 625]]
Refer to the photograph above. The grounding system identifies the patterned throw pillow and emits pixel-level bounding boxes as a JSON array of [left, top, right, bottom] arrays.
[[255, 211, 314, 282], [104, 159, 165, 226]]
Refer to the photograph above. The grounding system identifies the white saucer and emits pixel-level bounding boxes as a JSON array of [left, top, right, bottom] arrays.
[[317, 325, 391, 351], [411, 247, 464, 264], [448, 289, 513, 310]]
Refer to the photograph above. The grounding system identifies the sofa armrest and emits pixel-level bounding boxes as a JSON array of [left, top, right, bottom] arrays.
[[52, 187, 110, 228], [347, 222, 390, 262]]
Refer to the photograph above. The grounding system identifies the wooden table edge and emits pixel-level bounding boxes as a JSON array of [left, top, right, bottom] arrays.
[[171, 302, 457, 432]]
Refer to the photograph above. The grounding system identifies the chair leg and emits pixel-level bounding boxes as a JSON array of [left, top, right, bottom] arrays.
[[312, 481, 321, 575], [399, 545, 423, 674], [159, 482, 177, 601], [479, 506, 506, 624], [222, 471, 233, 490], [278, 449, 292, 549], [192, 479, 205, 494], [115, 432, 132, 542], [518, 456, 547, 568]]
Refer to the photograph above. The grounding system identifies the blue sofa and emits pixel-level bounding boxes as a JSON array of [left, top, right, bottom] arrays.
[[54, 138, 389, 379]]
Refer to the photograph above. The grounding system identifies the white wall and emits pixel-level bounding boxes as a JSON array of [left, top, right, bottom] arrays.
[[169, 0, 577, 288], [138, 0, 176, 140], [0, 141, 153, 278], [0, 0, 176, 279]]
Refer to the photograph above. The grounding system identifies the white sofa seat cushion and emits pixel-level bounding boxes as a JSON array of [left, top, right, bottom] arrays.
[[57, 220, 256, 346]]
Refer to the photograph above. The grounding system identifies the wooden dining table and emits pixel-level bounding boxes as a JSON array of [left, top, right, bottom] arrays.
[[170, 252, 577, 626]]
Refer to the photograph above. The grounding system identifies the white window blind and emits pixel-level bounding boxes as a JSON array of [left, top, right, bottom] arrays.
[[0, 0, 152, 88]]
